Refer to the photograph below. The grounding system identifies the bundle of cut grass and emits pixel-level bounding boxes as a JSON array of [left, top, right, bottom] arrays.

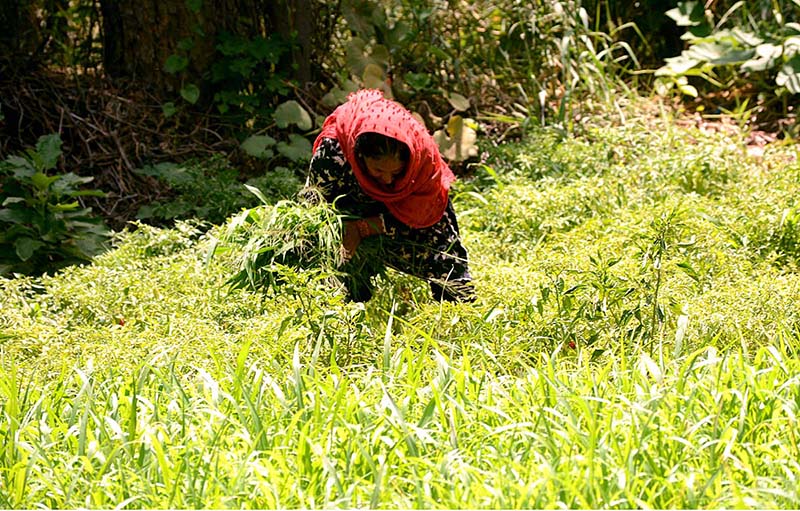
[[212, 186, 386, 295]]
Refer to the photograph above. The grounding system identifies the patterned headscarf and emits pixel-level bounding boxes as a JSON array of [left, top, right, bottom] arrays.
[[313, 89, 456, 228]]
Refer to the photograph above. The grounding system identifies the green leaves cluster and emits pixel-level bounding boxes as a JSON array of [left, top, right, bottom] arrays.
[[239, 100, 314, 163], [0, 134, 110, 276], [163, 30, 291, 121], [656, 0, 800, 97], [134, 158, 302, 225], [213, 193, 346, 293], [212, 189, 386, 297]]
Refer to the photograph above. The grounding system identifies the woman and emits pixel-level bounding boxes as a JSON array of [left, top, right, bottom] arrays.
[[301, 89, 475, 303]]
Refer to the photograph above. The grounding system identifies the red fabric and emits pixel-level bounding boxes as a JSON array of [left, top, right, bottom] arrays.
[[313, 89, 455, 229]]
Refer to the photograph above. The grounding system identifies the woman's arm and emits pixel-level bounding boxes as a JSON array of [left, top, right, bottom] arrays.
[[299, 137, 349, 205]]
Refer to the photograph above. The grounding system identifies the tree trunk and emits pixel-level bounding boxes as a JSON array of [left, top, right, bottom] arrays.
[[0, 0, 42, 73], [99, 0, 260, 97], [264, 0, 329, 86]]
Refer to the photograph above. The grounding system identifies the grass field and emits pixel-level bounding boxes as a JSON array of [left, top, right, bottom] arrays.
[[2, 111, 799, 508]]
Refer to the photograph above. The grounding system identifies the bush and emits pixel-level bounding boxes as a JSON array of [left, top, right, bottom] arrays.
[[655, 0, 800, 128], [134, 157, 303, 225], [0, 134, 110, 276]]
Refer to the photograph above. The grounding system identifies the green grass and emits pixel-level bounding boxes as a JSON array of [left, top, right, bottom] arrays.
[[1, 110, 800, 508]]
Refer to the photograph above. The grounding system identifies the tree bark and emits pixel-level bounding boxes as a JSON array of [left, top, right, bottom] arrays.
[[264, 0, 327, 86], [0, 0, 42, 73], [99, 0, 260, 96]]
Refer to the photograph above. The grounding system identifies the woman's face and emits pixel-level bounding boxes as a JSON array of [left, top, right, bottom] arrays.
[[363, 155, 406, 189]]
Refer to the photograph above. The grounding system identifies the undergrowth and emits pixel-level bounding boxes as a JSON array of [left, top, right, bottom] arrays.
[[1, 110, 799, 508]]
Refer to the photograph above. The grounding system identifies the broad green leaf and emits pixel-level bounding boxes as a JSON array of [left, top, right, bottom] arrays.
[[164, 54, 189, 74], [677, 82, 699, 97], [404, 72, 431, 91], [685, 42, 753, 65], [276, 134, 312, 162], [362, 64, 387, 91], [5, 156, 35, 177], [31, 172, 60, 190], [433, 115, 478, 162], [74, 237, 107, 258], [274, 101, 313, 131], [446, 92, 471, 112], [655, 55, 701, 76], [135, 203, 158, 219], [70, 190, 107, 198], [162, 102, 178, 118], [665, 1, 704, 26], [322, 87, 348, 108], [0, 207, 33, 224], [180, 84, 201, 104], [371, 44, 390, 66], [741, 44, 782, 72], [345, 37, 369, 76], [384, 20, 411, 47], [35, 134, 62, 170], [51, 173, 94, 196], [241, 135, 277, 159], [729, 28, 762, 47], [15, 237, 45, 261], [341, 0, 380, 38], [777, 55, 800, 94]]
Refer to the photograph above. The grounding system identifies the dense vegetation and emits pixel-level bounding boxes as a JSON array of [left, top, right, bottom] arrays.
[[2, 111, 799, 507], [1, 0, 799, 508]]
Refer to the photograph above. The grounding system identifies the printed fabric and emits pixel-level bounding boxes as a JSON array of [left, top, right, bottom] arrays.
[[302, 137, 474, 302]]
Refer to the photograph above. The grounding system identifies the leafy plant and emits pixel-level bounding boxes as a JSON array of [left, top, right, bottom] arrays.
[[133, 157, 302, 225], [208, 31, 292, 118], [769, 205, 800, 264], [211, 189, 385, 296], [655, 1, 800, 105], [163, 28, 292, 120], [0, 134, 110, 276]]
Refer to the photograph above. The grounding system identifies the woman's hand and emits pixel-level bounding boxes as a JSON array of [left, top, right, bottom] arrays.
[[341, 216, 385, 261], [341, 221, 362, 261]]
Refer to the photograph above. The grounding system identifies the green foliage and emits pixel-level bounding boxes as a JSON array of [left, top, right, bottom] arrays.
[[3, 110, 800, 508], [133, 157, 302, 225], [214, 195, 345, 293], [325, 0, 639, 142], [656, 0, 800, 109], [769, 205, 800, 264], [212, 191, 385, 297], [240, 131, 313, 163], [208, 31, 291, 118], [0, 134, 110, 276], [163, 28, 292, 119], [165, 23, 317, 165]]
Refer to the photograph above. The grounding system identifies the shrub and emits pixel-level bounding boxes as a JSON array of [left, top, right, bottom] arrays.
[[0, 134, 110, 276], [655, 0, 800, 128], [134, 157, 302, 225]]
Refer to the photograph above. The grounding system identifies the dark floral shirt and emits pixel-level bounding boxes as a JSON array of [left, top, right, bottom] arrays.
[[301, 137, 474, 302]]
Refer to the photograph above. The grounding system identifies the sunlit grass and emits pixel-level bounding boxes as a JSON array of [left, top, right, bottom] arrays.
[[2, 111, 800, 508]]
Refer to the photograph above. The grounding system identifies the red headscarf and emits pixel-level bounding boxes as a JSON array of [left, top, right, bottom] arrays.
[[313, 89, 456, 229]]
